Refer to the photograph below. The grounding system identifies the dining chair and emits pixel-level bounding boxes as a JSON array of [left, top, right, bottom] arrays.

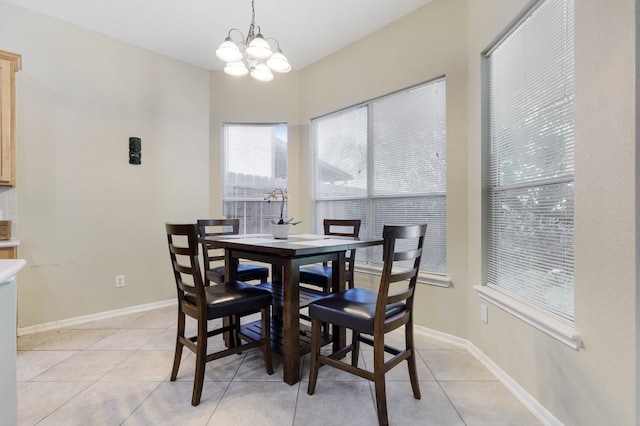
[[307, 223, 428, 426], [299, 219, 361, 292], [197, 219, 269, 285], [165, 223, 274, 406]]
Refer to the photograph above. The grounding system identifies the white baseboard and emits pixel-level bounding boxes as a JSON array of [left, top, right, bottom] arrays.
[[414, 325, 468, 348], [17, 298, 177, 336], [414, 325, 561, 426]]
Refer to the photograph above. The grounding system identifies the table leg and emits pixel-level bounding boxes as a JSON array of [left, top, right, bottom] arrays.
[[223, 251, 240, 347], [224, 251, 239, 282], [271, 263, 283, 322], [282, 258, 301, 385]]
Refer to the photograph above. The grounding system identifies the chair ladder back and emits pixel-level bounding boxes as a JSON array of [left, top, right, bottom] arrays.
[[375, 224, 428, 328], [322, 219, 362, 274], [166, 223, 207, 306], [323, 219, 362, 237], [197, 218, 240, 272]]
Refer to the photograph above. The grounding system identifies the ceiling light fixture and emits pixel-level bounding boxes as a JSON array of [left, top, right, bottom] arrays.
[[215, 0, 291, 82]]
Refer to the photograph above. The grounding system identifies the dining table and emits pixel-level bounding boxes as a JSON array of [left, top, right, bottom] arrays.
[[200, 232, 383, 385]]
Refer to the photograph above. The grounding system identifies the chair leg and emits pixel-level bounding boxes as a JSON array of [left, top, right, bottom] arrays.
[[321, 319, 330, 336], [406, 321, 421, 399], [307, 318, 322, 395], [351, 331, 360, 367], [230, 314, 240, 348], [192, 318, 208, 406], [373, 337, 389, 426], [261, 306, 274, 375], [170, 309, 185, 381]]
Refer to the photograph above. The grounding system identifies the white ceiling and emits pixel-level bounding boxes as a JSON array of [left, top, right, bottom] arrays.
[[2, 0, 432, 70]]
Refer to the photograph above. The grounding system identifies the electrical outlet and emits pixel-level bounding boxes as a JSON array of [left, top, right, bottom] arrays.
[[115, 275, 125, 288], [480, 304, 488, 323]]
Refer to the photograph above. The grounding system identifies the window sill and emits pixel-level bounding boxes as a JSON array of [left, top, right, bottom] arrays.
[[355, 263, 452, 287], [474, 285, 582, 350]]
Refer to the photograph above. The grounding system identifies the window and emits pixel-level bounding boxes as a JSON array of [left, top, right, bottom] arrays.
[[484, 0, 575, 322], [312, 79, 447, 274], [222, 123, 288, 234]]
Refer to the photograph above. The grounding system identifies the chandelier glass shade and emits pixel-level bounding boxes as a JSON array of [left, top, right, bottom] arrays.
[[215, 0, 291, 82]]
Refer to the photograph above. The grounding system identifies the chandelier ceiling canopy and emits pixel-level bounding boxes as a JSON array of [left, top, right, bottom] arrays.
[[215, 0, 291, 82]]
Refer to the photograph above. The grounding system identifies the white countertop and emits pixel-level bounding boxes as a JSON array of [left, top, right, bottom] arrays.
[[0, 240, 19, 249], [0, 259, 25, 283]]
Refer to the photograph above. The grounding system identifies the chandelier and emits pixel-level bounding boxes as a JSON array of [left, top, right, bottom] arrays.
[[215, 0, 291, 82]]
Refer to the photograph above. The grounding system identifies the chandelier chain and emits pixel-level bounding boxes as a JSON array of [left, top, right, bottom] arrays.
[[247, 0, 257, 43]]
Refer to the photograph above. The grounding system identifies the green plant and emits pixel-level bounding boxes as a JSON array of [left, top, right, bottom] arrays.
[[264, 188, 301, 225]]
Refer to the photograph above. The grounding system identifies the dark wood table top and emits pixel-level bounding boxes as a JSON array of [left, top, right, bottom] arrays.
[[202, 233, 383, 257]]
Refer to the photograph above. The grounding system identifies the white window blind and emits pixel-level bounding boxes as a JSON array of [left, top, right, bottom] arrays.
[[222, 123, 288, 234], [485, 0, 575, 321], [314, 107, 368, 199], [313, 79, 447, 274]]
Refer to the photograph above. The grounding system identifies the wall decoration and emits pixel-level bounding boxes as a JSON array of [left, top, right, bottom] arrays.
[[129, 137, 141, 165]]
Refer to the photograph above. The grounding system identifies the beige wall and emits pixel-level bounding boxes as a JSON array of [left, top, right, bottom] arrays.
[[0, 3, 211, 326], [1, 0, 637, 423]]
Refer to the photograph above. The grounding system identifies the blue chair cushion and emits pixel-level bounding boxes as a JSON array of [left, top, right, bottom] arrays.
[[299, 265, 353, 291], [206, 264, 269, 284]]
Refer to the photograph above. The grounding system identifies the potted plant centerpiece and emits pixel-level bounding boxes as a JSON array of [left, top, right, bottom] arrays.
[[265, 188, 300, 239]]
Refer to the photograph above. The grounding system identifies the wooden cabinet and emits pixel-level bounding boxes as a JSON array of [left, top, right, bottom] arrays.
[[0, 247, 16, 259], [0, 50, 21, 187]]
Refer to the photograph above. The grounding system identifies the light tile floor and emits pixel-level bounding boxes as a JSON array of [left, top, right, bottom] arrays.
[[17, 305, 542, 425]]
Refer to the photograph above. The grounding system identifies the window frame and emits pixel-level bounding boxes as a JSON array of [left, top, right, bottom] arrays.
[[476, 0, 580, 349], [221, 122, 288, 234], [311, 78, 450, 286]]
